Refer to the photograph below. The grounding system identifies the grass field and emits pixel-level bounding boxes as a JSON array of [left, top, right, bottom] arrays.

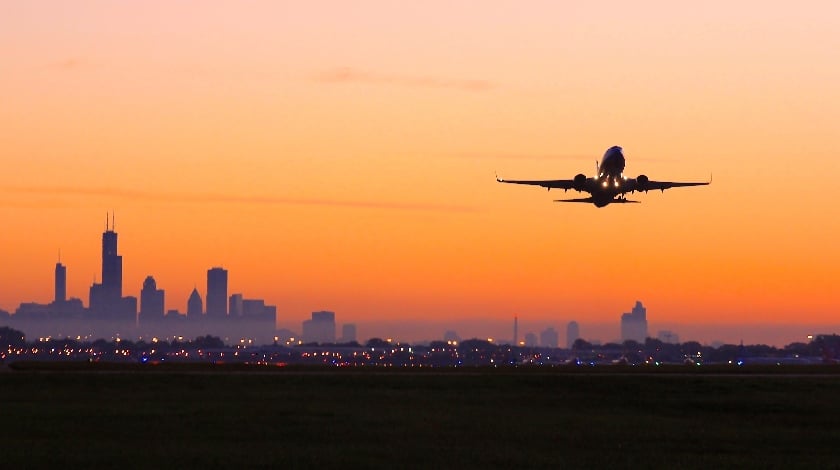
[[2, 365, 839, 468]]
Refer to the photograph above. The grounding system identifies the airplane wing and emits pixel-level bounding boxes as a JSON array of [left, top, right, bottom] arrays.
[[641, 180, 710, 191], [554, 197, 640, 204], [633, 175, 711, 192], [496, 176, 575, 190]]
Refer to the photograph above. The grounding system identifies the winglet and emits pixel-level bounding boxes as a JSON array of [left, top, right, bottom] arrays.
[[495, 171, 503, 182]]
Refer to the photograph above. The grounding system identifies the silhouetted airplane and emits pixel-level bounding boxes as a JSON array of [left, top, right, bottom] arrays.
[[496, 146, 710, 207]]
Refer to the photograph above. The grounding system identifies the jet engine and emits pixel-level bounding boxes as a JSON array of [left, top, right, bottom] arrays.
[[573, 173, 587, 191], [636, 174, 649, 192]]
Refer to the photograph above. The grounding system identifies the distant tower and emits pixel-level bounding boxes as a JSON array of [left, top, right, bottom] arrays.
[[206, 267, 228, 317], [101, 213, 122, 298], [513, 315, 519, 346], [54, 259, 67, 304], [566, 321, 580, 349], [620, 301, 648, 343], [540, 327, 559, 348], [89, 213, 125, 316], [139, 276, 165, 323], [187, 287, 203, 318]]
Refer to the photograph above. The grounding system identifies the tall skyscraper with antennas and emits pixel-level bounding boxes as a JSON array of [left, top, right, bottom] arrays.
[[89, 213, 134, 318], [54, 259, 66, 304]]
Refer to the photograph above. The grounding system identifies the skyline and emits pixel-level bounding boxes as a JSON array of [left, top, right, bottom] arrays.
[[2, 3, 839, 346], [1, 215, 833, 347]]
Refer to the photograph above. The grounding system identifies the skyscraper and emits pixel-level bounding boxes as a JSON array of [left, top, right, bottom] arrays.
[[302, 311, 336, 344], [540, 327, 559, 348], [54, 261, 66, 304], [140, 276, 165, 323], [89, 214, 131, 318], [187, 288, 203, 318], [206, 267, 228, 317], [620, 301, 648, 343], [566, 321, 580, 349]]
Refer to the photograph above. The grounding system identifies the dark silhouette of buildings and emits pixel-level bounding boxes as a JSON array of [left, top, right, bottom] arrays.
[[54, 261, 66, 304], [6, 218, 277, 344], [540, 327, 559, 348], [206, 267, 228, 317], [524, 332, 537, 347], [187, 288, 203, 318], [341, 323, 357, 343], [89, 214, 135, 319], [242, 298, 275, 317], [621, 301, 648, 343], [567, 321, 580, 349], [229, 293, 243, 317], [140, 276, 165, 322], [303, 311, 336, 344]]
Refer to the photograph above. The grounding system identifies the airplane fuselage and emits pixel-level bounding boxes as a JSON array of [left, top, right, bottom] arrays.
[[588, 146, 628, 207]]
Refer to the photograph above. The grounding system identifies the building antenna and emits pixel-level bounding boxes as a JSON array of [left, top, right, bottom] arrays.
[[58, 248, 61, 263], [105, 213, 109, 231], [112, 210, 115, 231]]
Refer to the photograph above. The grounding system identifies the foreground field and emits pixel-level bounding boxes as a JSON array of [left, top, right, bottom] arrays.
[[2, 366, 839, 468]]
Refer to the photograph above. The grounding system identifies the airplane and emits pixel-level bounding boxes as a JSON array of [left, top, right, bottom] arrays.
[[496, 146, 710, 207]]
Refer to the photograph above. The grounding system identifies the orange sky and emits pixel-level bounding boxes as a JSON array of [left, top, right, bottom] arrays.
[[2, 2, 839, 344]]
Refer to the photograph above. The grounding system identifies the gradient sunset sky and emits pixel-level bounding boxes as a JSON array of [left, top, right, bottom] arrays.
[[2, 2, 838, 344]]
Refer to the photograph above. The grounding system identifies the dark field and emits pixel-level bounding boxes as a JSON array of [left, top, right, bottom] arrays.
[[2, 365, 839, 468]]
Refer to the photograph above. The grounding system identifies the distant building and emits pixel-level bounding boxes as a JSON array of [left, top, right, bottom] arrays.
[[621, 301, 648, 343], [54, 262, 66, 304], [206, 267, 228, 317], [166, 309, 183, 319], [242, 299, 276, 317], [229, 293, 244, 317], [302, 311, 336, 344], [341, 324, 357, 343], [540, 327, 559, 348], [443, 330, 460, 343], [139, 276, 165, 323], [89, 214, 134, 319], [187, 288, 203, 318], [566, 321, 580, 349], [524, 332, 537, 347], [657, 330, 679, 344]]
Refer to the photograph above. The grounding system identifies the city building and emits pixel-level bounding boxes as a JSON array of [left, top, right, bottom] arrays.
[[187, 288, 203, 318], [621, 301, 648, 343], [206, 267, 228, 317], [540, 327, 559, 348], [88, 214, 134, 319], [54, 261, 66, 304], [524, 332, 538, 347], [566, 321, 580, 349], [341, 324, 357, 343], [657, 330, 679, 344], [443, 330, 460, 343], [139, 276, 165, 323], [302, 311, 336, 344], [229, 293, 244, 317]]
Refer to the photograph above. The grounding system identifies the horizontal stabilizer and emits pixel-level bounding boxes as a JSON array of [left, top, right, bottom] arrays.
[[553, 197, 594, 203]]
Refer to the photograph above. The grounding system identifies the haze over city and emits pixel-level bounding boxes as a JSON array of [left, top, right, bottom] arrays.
[[2, 2, 839, 347]]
